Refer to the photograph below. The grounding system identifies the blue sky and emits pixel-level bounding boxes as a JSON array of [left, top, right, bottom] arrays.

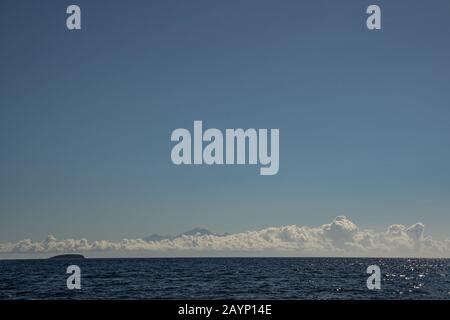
[[1, 0, 450, 242]]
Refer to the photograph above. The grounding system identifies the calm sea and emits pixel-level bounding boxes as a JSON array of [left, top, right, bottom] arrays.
[[0, 258, 449, 299]]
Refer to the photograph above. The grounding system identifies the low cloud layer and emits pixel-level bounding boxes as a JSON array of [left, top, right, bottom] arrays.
[[2, 216, 450, 257]]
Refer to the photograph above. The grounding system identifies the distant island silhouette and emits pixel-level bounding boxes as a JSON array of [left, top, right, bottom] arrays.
[[48, 254, 85, 260]]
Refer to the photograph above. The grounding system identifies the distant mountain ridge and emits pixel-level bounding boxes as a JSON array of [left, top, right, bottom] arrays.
[[143, 228, 227, 242]]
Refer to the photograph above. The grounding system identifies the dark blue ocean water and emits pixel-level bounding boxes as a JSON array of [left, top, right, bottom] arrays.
[[0, 258, 449, 299]]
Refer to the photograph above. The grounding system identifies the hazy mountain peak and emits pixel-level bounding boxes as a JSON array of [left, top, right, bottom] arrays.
[[143, 228, 216, 242], [178, 228, 214, 237], [142, 233, 171, 242]]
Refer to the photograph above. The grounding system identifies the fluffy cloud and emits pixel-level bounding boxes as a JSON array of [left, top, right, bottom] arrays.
[[1, 216, 449, 257]]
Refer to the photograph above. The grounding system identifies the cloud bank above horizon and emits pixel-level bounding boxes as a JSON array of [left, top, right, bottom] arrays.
[[2, 216, 450, 258]]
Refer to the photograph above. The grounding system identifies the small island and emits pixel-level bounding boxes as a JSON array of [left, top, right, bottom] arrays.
[[48, 254, 85, 260]]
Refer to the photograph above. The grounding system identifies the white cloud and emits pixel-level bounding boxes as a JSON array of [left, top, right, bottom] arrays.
[[1, 216, 450, 257]]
